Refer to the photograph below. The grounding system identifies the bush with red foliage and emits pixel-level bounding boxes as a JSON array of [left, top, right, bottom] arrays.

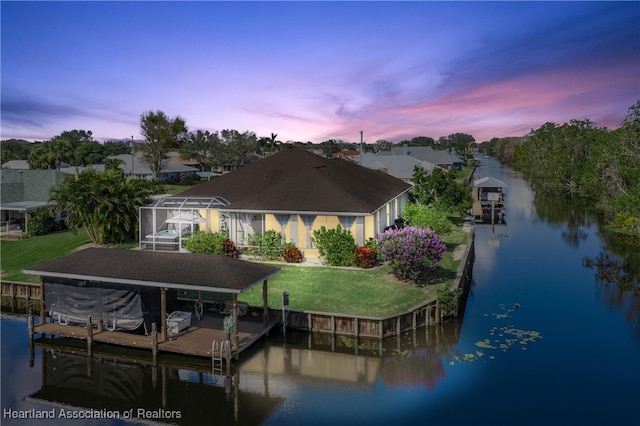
[[354, 246, 377, 269], [223, 238, 239, 258], [283, 245, 303, 263]]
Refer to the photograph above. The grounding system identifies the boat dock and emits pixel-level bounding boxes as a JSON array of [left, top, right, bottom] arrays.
[[472, 176, 507, 224], [29, 308, 279, 362]]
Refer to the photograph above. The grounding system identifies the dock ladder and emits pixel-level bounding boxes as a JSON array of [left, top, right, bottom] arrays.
[[211, 339, 230, 381]]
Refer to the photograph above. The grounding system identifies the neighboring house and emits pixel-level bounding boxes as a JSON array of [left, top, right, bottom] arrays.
[[139, 150, 412, 258], [390, 146, 464, 170], [2, 154, 198, 183], [343, 152, 443, 182], [2, 160, 77, 174], [166, 153, 201, 170], [104, 154, 199, 182], [0, 169, 66, 233], [333, 149, 360, 159], [2, 160, 30, 170]]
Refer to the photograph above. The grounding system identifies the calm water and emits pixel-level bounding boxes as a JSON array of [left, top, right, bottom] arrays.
[[2, 157, 639, 426]]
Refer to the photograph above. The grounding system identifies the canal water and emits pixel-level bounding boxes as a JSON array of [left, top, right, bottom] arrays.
[[2, 157, 639, 426]]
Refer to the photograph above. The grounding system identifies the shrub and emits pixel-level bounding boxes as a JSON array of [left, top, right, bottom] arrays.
[[402, 203, 453, 235], [312, 224, 356, 266], [27, 208, 56, 236], [376, 226, 447, 283], [223, 238, 239, 258], [354, 246, 377, 269], [437, 283, 463, 318], [185, 231, 230, 255], [249, 230, 284, 260], [283, 244, 303, 263]]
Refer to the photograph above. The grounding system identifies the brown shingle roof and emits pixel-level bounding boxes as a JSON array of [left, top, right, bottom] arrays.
[[177, 150, 411, 213], [23, 248, 281, 294]]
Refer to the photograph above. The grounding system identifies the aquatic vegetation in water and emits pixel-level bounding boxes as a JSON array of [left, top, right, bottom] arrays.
[[339, 335, 354, 348], [451, 303, 543, 366]]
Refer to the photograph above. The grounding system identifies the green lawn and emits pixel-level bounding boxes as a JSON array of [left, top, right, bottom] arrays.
[[238, 264, 438, 317], [0, 229, 92, 282], [238, 227, 469, 317], [160, 183, 198, 195], [455, 165, 474, 183], [1, 224, 471, 317]]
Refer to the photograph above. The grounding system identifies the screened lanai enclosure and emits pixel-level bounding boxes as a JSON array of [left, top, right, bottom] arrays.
[[139, 197, 229, 251]]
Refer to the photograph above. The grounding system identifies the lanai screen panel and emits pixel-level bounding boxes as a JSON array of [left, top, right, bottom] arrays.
[[139, 196, 229, 251]]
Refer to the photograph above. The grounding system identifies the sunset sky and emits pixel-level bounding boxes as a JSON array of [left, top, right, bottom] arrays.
[[1, 1, 638, 144]]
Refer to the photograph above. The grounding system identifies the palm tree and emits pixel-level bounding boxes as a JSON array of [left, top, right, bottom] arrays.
[[28, 146, 56, 169], [50, 168, 155, 244]]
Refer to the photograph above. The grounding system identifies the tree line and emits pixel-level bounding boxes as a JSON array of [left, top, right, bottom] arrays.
[[478, 101, 640, 235], [1, 108, 475, 178]]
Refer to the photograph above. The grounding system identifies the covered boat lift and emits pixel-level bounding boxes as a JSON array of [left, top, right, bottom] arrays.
[[23, 248, 281, 361], [472, 176, 508, 224]]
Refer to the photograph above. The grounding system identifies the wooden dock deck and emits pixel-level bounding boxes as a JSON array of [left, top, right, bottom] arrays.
[[32, 312, 279, 360]]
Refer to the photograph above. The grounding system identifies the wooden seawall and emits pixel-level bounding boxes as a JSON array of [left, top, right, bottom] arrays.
[[3, 227, 475, 344], [1, 281, 41, 300]]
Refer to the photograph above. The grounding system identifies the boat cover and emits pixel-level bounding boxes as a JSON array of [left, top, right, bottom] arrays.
[[44, 277, 174, 332]]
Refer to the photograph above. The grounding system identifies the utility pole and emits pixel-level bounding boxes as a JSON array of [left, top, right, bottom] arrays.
[[360, 131, 363, 165], [130, 136, 135, 177]]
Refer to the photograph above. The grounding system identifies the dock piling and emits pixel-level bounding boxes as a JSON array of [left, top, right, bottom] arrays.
[[152, 323, 158, 364], [28, 307, 34, 347], [86, 316, 93, 357]]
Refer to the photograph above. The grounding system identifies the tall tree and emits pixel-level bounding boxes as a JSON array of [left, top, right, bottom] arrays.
[[139, 110, 187, 179], [219, 129, 257, 170], [179, 130, 221, 171], [54, 129, 94, 150], [103, 140, 134, 156], [439, 133, 475, 155], [0, 139, 32, 161], [74, 141, 105, 166], [410, 167, 472, 215]]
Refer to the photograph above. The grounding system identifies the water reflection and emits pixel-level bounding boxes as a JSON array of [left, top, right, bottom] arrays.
[[22, 320, 462, 426], [529, 183, 594, 247], [584, 230, 640, 346]]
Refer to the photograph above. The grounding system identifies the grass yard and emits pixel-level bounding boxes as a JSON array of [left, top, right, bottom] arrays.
[[1, 223, 471, 317], [160, 183, 198, 195], [0, 229, 92, 282], [238, 264, 438, 317], [238, 226, 469, 317]]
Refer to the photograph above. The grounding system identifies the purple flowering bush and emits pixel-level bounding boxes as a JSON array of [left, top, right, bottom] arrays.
[[376, 226, 447, 283]]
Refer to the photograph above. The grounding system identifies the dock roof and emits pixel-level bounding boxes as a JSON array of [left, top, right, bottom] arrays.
[[23, 248, 281, 294], [473, 176, 508, 188]]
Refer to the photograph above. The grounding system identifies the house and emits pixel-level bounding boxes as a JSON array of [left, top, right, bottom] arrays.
[[2, 159, 76, 174], [101, 154, 199, 182], [0, 169, 66, 234], [139, 150, 412, 258], [390, 146, 464, 170], [343, 152, 443, 183], [2, 155, 199, 183], [333, 149, 360, 159]]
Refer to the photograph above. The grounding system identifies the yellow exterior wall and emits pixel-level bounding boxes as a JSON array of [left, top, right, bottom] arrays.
[[201, 208, 220, 233], [364, 215, 374, 240], [196, 193, 407, 259]]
